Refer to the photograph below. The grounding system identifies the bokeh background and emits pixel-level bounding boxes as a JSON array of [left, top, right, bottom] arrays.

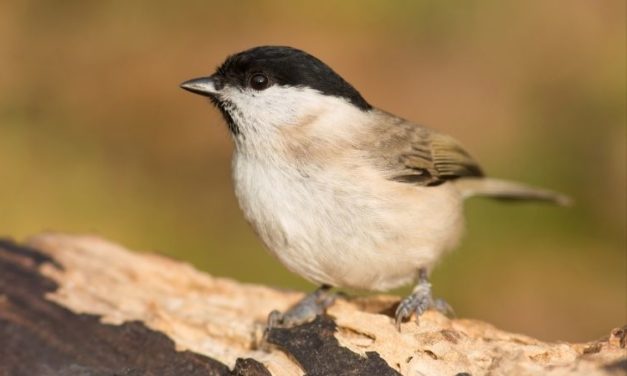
[[1, 0, 624, 342]]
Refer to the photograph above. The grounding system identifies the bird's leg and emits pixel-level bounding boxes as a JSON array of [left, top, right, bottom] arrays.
[[394, 268, 453, 329], [266, 284, 335, 330]]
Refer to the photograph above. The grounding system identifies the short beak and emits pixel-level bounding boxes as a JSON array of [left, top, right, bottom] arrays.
[[180, 75, 221, 97]]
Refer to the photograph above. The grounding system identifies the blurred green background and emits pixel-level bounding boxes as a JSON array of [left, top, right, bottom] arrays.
[[1, 0, 624, 342]]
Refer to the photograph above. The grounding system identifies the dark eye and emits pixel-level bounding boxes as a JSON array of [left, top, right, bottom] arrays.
[[249, 73, 269, 90]]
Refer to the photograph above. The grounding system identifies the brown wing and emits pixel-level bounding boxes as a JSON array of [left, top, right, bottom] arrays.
[[364, 114, 484, 186]]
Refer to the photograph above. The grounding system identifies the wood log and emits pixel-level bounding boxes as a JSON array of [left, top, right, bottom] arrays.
[[0, 233, 624, 376]]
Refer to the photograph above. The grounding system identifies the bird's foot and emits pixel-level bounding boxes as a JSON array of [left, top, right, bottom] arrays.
[[266, 285, 335, 331], [394, 269, 453, 330]]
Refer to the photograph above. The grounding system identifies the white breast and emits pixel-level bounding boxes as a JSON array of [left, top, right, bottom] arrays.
[[231, 151, 465, 292]]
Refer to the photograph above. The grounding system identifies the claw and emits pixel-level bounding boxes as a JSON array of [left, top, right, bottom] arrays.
[[265, 285, 335, 332], [394, 268, 453, 330], [433, 298, 455, 317]]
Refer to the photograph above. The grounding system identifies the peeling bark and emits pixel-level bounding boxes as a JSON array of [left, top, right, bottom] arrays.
[[0, 234, 624, 376]]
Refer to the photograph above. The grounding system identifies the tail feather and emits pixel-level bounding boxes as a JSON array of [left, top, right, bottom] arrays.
[[453, 177, 572, 206]]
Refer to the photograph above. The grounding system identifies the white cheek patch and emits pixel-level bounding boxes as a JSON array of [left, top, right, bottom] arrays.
[[221, 85, 349, 133]]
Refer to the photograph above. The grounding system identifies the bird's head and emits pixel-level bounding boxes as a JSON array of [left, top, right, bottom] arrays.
[[180, 46, 371, 137]]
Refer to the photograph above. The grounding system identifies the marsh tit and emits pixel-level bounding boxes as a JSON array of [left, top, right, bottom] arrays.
[[180, 46, 570, 329]]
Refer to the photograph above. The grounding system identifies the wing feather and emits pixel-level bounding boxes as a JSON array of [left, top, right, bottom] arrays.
[[363, 113, 483, 186]]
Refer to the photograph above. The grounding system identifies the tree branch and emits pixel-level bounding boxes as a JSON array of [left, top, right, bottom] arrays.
[[0, 233, 624, 375]]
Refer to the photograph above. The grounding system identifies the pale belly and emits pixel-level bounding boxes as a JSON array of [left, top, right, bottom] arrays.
[[232, 156, 465, 291]]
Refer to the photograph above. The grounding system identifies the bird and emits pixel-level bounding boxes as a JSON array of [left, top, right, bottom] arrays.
[[180, 45, 570, 329]]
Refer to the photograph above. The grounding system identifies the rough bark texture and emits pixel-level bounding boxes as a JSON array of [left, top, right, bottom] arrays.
[[0, 234, 624, 376]]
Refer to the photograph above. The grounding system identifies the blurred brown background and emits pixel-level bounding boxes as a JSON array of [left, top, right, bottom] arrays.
[[1, 1, 625, 342]]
